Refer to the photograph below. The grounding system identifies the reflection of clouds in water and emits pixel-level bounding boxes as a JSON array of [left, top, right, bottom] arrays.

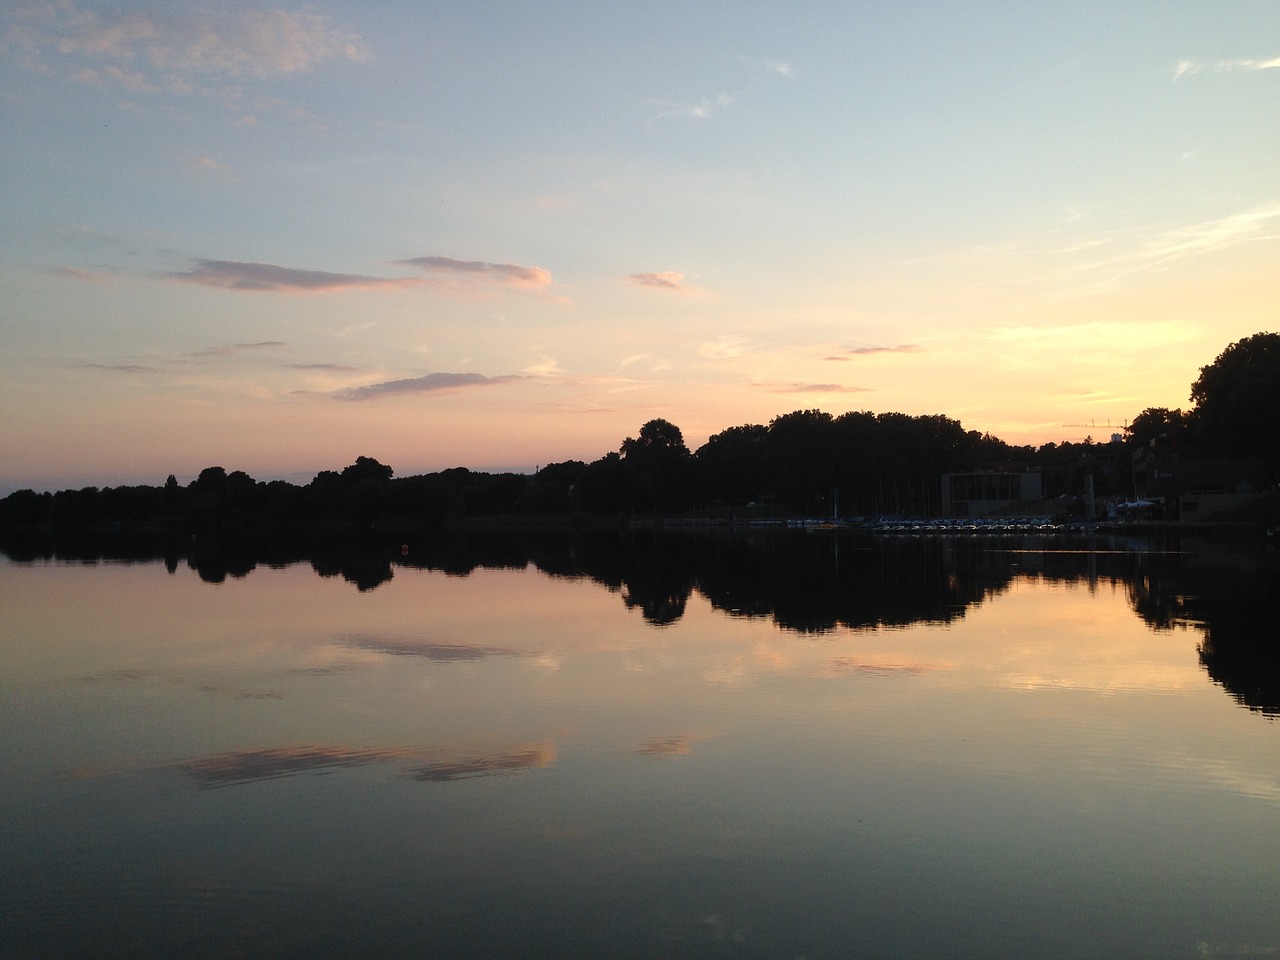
[[177, 745, 411, 787], [1197, 942, 1280, 958], [407, 743, 555, 781], [285, 662, 360, 676], [194, 684, 284, 701], [660, 913, 750, 945], [339, 634, 523, 661], [174, 742, 555, 788], [703, 649, 940, 689], [828, 657, 931, 677], [531, 653, 562, 673], [704, 660, 754, 689], [1000, 668, 1191, 694], [636, 735, 692, 759], [77, 668, 164, 685], [1159, 753, 1280, 805], [78, 668, 283, 700]]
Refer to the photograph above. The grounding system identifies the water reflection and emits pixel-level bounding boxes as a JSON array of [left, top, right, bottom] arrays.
[[5, 526, 1278, 716], [4, 530, 1280, 959], [339, 635, 523, 660], [175, 742, 556, 788]]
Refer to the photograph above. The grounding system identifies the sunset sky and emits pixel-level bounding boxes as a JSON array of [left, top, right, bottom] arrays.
[[2, 1, 1278, 492]]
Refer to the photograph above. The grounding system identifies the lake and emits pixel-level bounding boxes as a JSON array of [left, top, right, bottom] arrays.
[[2, 527, 1278, 959]]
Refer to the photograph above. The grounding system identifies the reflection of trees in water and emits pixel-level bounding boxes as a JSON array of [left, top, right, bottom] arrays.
[[1171, 545, 1280, 718], [692, 534, 1005, 633], [1199, 609, 1280, 718], [5, 527, 1278, 714], [1121, 538, 1280, 718]]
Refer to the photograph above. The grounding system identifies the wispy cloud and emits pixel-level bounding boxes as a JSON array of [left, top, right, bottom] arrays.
[[393, 256, 552, 288], [764, 59, 793, 77], [336, 372, 525, 401], [166, 259, 419, 293], [1073, 203, 1280, 280], [1174, 56, 1280, 79], [182, 154, 229, 175], [170, 341, 287, 367], [76, 341, 286, 375], [79, 362, 162, 374], [6, 2, 370, 90], [287, 362, 363, 373], [826, 344, 923, 359], [758, 382, 872, 394], [191, 341, 287, 357], [648, 93, 734, 122], [46, 265, 112, 282], [627, 271, 694, 293], [522, 355, 563, 377], [698, 335, 755, 360], [52, 223, 132, 251], [1140, 204, 1280, 264]]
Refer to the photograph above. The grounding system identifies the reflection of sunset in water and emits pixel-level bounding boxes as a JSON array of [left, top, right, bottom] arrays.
[[3, 537, 1279, 960]]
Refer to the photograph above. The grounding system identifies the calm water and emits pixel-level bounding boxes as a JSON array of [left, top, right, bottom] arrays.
[[2, 529, 1278, 959]]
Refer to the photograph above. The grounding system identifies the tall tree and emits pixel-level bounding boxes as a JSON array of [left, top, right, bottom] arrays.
[[1189, 332, 1280, 476], [620, 419, 691, 511]]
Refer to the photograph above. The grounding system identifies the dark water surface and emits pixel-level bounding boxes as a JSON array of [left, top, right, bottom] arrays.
[[2, 529, 1278, 959]]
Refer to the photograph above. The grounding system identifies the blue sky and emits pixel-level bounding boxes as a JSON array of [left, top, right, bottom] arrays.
[[2, 0, 1278, 491]]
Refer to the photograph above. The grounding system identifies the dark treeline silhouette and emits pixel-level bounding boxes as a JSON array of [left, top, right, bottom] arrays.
[[4, 525, 1275, 714], [0, 413, 1120, 531], [3, 331, 1278, 530]]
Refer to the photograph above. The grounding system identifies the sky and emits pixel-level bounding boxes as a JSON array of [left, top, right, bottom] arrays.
[[2, 0, 1278, 492]]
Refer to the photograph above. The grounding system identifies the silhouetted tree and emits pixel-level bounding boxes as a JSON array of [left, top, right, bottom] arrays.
[[574, 452, 629, 514], [694, 423, 768, 507], [763, 409, 836, 514], [0, 489, 50, 526], [1125, 407, 1187, 450], [1188, 332, 1280, 476], [341, 456, 394, 485], [536, 460, 586, 489], [306, 470, 344, 519], [163, 474, 181, 518], [620, 419, 691, 512]]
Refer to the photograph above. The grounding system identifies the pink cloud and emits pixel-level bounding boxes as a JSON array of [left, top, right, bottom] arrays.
[[166, 260, 420, 293], [394, 256, 552, 288], [336, 371, 526, 401], [627, 271, 691, 292]]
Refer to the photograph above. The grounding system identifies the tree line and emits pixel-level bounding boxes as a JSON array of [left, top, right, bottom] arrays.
[[2, 331, 1276, 530], [0, 415, 1067, 531]]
